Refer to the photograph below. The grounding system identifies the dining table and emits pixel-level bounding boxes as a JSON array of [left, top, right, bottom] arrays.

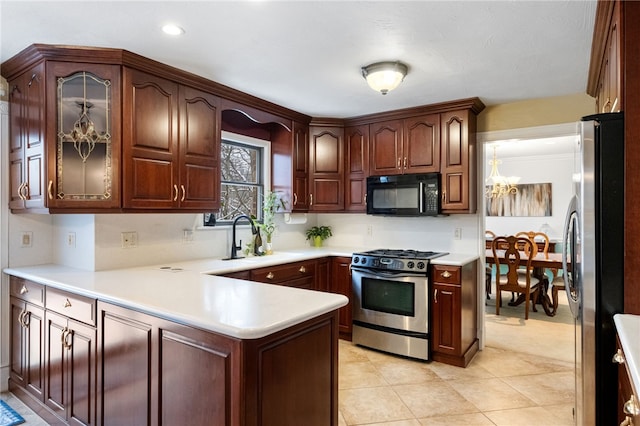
[[485, 249, 565, 316]]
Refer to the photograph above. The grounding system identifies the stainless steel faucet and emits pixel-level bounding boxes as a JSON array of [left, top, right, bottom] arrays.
[[224, 214, 258, 260]]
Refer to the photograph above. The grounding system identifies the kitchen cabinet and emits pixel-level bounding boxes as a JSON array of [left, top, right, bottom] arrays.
[[45, 288, 97, 426], [591, 0, 622, 113], [4, 51, 122, 213], [330, 257, 353, 340], [250, 259, 316, 290], [9, 277, 45, 401], [308, 123, 344, 211], [316, 257, 330, 292], [431, 261, 478, 367], [45, 62, 122, 210], [440, 109, 476, 213], [292, 121, 310, 211], [344, 124, 369, 212], [8, 63, 46, 211], [614, 337, 640, 425], [98, 300, 339, 426], [369, 114, 439, 176], [122, 68, 220, 210]]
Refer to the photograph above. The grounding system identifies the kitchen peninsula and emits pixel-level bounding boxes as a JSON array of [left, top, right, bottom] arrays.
[[5, 254, 348, 426]]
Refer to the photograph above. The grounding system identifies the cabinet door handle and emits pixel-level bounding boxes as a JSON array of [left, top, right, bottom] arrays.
[[397, 157, 401, 168], [434, 289, 438, 303], [180, 185, 185, 202], [28, 73, 39, 87], [266, 272, 274, 280], [310, 194, 313, 206], [18, 310, 27, 327], [441, 271, 452, 278], [20, 284, 28, 295], [64, 298, 72, 308], [442, 190, 446, 203], [18, 182, 26, 200], [48, 180, 53, 200], [624, 395, 640, 417], [613, 348, 626, 364], [403, 157, 407, 168], [299, 266, 306, 273], [173, 185, 178, 201], [23, 183, 30, 200], [364, 193, 367, 205], [293, 193, 298, 206], [22, 311, 30, 327]]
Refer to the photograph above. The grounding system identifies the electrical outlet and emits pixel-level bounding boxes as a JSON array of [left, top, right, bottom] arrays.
[[454, 228, 462, 240], [367, 225, 373, 236], [67, 232, 76, 248], [121, 231, 138, 248], [20, 231, 33, 248], [183, 229, 194, 243]]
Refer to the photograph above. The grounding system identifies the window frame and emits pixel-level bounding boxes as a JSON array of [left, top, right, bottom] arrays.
[[203, 131, 271, 227]]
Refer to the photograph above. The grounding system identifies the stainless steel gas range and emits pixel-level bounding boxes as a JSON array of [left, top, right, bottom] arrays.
[[350, 248, 448, 361]]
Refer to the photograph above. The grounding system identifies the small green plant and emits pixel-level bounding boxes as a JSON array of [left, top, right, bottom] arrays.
[[305, 225, 333, 241]]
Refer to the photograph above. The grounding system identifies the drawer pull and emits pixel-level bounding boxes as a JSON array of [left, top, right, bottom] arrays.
[[299, 266, 306, 273], [64, 298, 72, 308], [48, 180, 53, 200], [180, 185, 186, 202], [441, 271, 452, 278], [266, 272, 274, 280], [20, 284, 28, 295], [434, 289, 438, 303], [613, 348, 626, 364], [293, 193, 298, 206], [624, 395, 640, 417], [173, 184, 179, 201]]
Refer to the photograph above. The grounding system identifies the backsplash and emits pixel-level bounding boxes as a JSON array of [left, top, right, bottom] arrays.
[[6, 211, 480, 271]]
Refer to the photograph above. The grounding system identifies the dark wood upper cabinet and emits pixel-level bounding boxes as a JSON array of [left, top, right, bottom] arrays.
[[293, 121, 310, 211], [309, 124, 344, 212], [440, 109, 475, 213], [344, 125, 369, 212], [369, 119, 403, 175], [8, 63, 46, 212], [404, 114, 440, 173], [122, 68, 220, 210]]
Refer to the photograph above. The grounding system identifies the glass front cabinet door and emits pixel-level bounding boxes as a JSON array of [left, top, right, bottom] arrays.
[[46, 62, 121, 210]]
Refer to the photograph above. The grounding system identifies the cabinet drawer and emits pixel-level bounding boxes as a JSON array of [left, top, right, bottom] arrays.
[[10, 276, 45, 306], [432, 265, 461, 285], [251, 261, 315, 284], [46, 288, 97, 326]]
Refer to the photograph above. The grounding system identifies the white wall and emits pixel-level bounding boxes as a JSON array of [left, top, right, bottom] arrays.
[[484, 153, 573, 242]]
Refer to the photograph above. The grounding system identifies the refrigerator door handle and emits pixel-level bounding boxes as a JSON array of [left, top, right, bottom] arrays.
[[563, 195, 580, 319]]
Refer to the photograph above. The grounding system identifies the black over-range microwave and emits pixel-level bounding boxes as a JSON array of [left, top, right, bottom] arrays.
[[366, 173, 441, 216]]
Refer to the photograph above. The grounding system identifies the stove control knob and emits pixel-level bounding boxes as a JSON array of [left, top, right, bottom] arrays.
[[407, 261, 415, 269], [417, 262, 426, 270], [353, 256, 360, 264]]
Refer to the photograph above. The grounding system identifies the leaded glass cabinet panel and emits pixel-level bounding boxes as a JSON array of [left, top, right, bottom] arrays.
[[47, 62, 121, 209]]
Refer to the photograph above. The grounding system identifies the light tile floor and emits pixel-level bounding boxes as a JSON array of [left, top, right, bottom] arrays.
[[338, 289, 575, 425], [2, 289, 574, 426]]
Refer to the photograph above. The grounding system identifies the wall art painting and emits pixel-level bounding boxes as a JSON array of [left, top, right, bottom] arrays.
[[486, 183, 552, 217]]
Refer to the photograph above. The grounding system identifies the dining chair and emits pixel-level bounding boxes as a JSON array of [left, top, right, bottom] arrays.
[[485, 230, 497, 300], [491, 235, 541, 320], [549, 270, 565, 316]]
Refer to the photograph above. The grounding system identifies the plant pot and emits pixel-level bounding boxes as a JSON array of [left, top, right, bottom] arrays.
[[313, 236, 323, 247]]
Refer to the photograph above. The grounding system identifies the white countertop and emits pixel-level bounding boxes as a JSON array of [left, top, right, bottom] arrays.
[[3, 247, 477, 340], [614, 314, 640, 394]]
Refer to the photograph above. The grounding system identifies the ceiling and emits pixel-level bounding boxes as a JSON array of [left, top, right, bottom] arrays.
[[1, 1, 597, 119]]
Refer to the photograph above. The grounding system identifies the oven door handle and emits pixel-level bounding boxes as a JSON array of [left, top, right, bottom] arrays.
[[351, 266, 426, 279]]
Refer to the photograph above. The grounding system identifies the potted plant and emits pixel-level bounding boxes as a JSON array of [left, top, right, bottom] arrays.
[[305, 225, 332, 247], [259, 191, 285, 254]]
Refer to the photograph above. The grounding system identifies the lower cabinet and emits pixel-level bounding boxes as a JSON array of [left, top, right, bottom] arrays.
[[98, 301, 339, 426], [10, 297, 45, 401], [45, 311, 96, 426], [250, 259, 316, 289], [431, 261, 478, 367], [615, 337, 640, 425], [330, 257, 353, 340]]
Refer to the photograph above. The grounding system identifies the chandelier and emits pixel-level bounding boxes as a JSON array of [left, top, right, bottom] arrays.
[[485, 145, 520, 198]]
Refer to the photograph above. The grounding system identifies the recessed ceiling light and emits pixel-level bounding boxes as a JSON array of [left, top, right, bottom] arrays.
[[162, 24, 185, 36]]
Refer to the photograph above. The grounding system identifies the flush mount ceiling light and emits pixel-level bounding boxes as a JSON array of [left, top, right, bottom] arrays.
[[162, 24, 185, 36], [361, 61, 408, 95]]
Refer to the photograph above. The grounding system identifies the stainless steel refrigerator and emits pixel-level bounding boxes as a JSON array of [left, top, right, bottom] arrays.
[[563, 112, 624, 425]]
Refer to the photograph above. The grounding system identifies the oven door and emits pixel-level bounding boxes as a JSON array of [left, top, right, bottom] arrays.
[[351, 266, 428, 335]]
